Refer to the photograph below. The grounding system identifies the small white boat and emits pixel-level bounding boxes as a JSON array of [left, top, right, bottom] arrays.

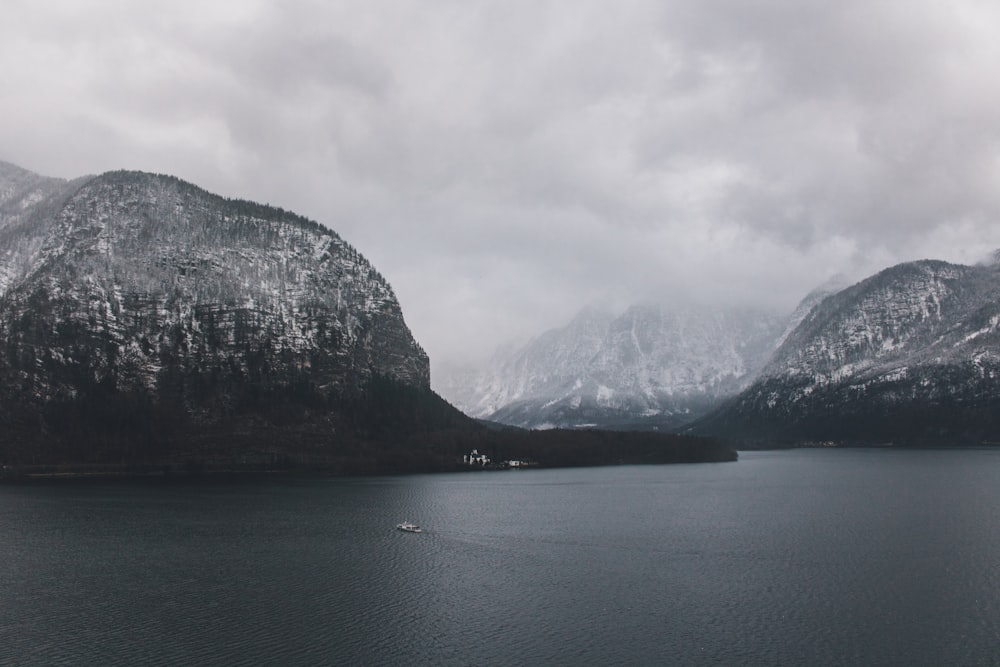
[[396, 521, 423, 533]]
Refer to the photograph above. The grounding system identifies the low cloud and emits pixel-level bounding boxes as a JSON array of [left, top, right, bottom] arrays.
[[4, 0, 1000, 375]]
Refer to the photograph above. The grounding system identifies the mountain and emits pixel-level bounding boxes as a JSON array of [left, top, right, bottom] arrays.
[[773, 274, 849, 349], [0, 161, 91, 296], [438, 303, 785, 430], [0, 166, 448, 467], [696, 259, 1000, 444], [0, 163, 735, 472]]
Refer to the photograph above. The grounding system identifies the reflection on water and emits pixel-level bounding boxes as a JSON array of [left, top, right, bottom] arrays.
[[3, 449, 1000, 665]]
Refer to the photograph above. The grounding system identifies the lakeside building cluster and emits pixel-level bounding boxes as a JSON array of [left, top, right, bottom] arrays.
[[461, 449, 536, 469]]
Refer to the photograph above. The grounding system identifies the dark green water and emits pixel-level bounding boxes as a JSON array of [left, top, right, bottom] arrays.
[[3, 449, 1000, 665]]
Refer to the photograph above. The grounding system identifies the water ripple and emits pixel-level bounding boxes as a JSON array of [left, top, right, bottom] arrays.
[[4, 452, 1000, 664]]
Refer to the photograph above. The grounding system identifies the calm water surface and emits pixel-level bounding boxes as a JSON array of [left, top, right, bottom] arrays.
[[3, 449, 1000, 665]]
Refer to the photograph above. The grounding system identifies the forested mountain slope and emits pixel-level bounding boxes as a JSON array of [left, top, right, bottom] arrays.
[[695, 259, 1000, 444], [0, 167, 433, 465]]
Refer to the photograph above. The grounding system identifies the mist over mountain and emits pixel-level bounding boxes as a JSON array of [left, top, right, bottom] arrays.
[[696, 258, 1000, 444], [0, 161, 91, 296], [0, 162, 734, 471], [11, 155, 990, 460], [773, 274, 850, 350], [438, 302, 785, 430], [443, 255, 1000, 447]]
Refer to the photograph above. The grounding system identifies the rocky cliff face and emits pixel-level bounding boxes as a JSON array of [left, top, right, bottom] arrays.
[[697, 259, 1000, 443], [0, 166, 430, 463], [439, 303, 784, 430]]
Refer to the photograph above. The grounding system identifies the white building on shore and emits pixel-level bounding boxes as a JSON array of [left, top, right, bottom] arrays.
[[463, 449, 490, 466]]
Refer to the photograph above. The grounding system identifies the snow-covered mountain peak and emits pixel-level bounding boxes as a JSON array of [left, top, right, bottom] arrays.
[[437, 301, 786, 429]]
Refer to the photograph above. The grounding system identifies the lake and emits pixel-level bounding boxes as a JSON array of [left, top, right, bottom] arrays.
[[3, 448, 1000, 665]]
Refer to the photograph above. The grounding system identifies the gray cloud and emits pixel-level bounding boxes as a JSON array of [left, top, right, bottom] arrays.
[[4, 0, 1000, 379]]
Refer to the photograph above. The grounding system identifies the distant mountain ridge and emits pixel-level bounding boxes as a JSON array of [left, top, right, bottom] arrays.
[[438, 302, 785, 430], [695, 259, 1000, 444], [443, 255, 1000, 446]]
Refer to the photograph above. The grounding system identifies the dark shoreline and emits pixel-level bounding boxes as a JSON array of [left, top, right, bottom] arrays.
[[0, 425, 738, 483], [734, 440, 1000, 451], [0, 457, 738, 484]]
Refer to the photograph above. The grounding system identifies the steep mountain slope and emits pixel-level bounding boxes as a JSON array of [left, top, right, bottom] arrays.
[[0, 168, 435, 464], [697, 259, 1000, 444], [0, 161, 90, 295], [439, 303, 785, 430], [773, 274, 849, 349]]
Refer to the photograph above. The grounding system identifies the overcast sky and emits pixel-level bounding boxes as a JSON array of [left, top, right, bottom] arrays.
[[4, 0, 1000, 379]]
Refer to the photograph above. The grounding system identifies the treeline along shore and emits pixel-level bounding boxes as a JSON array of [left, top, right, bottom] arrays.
[[0, 428, 736, 481]]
